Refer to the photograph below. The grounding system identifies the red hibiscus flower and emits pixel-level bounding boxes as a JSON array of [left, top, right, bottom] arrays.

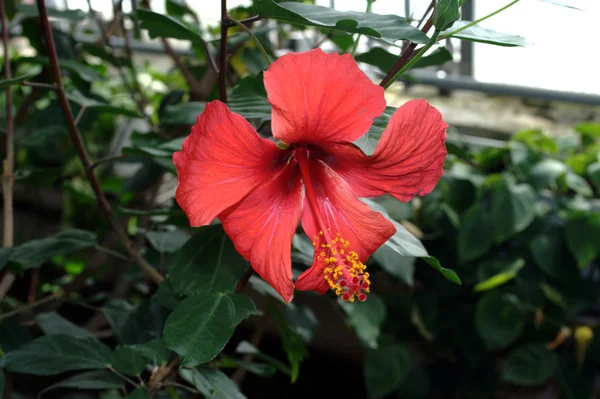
[[173, 49, 447, 303]]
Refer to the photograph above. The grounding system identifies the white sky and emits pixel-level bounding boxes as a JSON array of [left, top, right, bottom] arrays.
[[66, 0, 600, 95]]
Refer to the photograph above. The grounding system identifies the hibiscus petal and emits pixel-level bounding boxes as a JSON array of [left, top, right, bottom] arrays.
[[328, 99, 448, 201], [173, 101, 285, 227], [295, 159, 396, 293], [219, 160, 304, 302], [264, 48, 386, 145]]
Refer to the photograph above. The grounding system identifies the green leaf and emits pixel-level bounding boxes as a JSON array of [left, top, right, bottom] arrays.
[[356, 107, 396, 155], [0, 248, 13, 271], [219, 357, 276, 377], [180, 367, 246, 399], [0, 335, 113, 375], [564, 172, 593, 197], [489, 175, 536, 243], [271, 305, 308, 383], [39, 371, 123, 397], [146, 229, 191, 253], [588, 161, 600, 192], [474, 258, 524, 292], [103, 300, 136, 343], [9, 229, 96, 270], [168, 225, 249, 296], [458, 204, 494, 263], [229, 74, 271, 120], [162, 102, 206, 125], [114, 346, 147, 376], [502, 343, 558, 386], [103, 300, 166, 345], [67, 91, 142, 118], [18, 4, 86, 20], [434, 0, 461, 31], [0, 74, 35, 89], [254, 0, 429, 46], [355, 46, 452, 73], [35, 311, 96, 339], [443, 21, 528, 47], [565, 211, 600, 269], [375, 253, 415, 286], [364, 342, 411, 399], [475, 292, 524, 349], [164, 292, 256, 366], [422, 256, 462, 285], [19, 56, 103, 82], [235, 341, 291, 375], [0, 317, 33, 352], [135, 9, 202, 41], [528, 159, 569, 189], [364, 199, 428, 257], [338, 293, 386, 349]]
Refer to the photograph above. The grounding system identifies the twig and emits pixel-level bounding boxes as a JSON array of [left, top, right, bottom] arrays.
[[224, 15, 263, 28], [219, 0, 229, 102], [235, 267, 254, 294], [89, 154, 125, 171], [115, 1, 148, 117], [227, 17, 271, 65], [108, 366, 140, 388], [379, 2, 435, 88], [0, 0, 15, 302], [0, 293, 60, 322], [162, 382, 201, 395], [22, 81, 58, 90], [231, 322, 266, 384], [148, 357, 179, 398], [35, 0, 164, 285], [74, 106, 87, 126], [161, 38, 207, 97]]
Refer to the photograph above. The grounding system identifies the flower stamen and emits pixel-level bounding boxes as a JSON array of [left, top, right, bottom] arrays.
[[313, 231, 370, 302]]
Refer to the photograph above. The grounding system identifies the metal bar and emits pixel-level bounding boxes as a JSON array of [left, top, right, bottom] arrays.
[[404, 70, 600, 106], [460, 0, 474, 77]]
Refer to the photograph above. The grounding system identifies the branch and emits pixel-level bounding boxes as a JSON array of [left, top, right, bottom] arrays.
[[35, 0, 164, 285], [379, 0, 435, 88], [235, 267, 254, 294], [0, 0, 16, 302], [219, 0, 229, 102], [161, 38, 208, 98]]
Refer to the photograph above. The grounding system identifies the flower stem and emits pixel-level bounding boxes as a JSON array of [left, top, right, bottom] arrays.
[[350, 0, 375, 56], [439, 0, 520, 40], [383, 29, 441, 89], [227, 17, 271, 65]]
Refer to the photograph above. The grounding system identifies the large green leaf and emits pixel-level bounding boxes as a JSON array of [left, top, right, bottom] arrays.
[[355, 107, 395, 156], [228, 74, 271, 120], [254, 0, 429, 46], [434, 0, 461, 31], [475, 292, 524, 349], [162, 102, 206, 125], [502, 343, 558, 386], [443, 21, 528, 47], [146, 229, 191, 253], [135, 9, 202, 41], [588, 161, 600, 192], [489, 175, 536, 243], [39, 371, 123, 397], [129, 339, 172, 366], [9, 229, 96, 270], [164, 292, 256, 366], [338, 293, 386, 349], [167, 225, 249, 296], [0, 335, 113, 375], [530, 226, 566, 279], [458, 204, 494, 263], [35, 312, 96, 339], [565, 211, 600, 269], [180, 367, 246, 399], [364, 342, 411, 399], [355, 47, 453, 73]]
